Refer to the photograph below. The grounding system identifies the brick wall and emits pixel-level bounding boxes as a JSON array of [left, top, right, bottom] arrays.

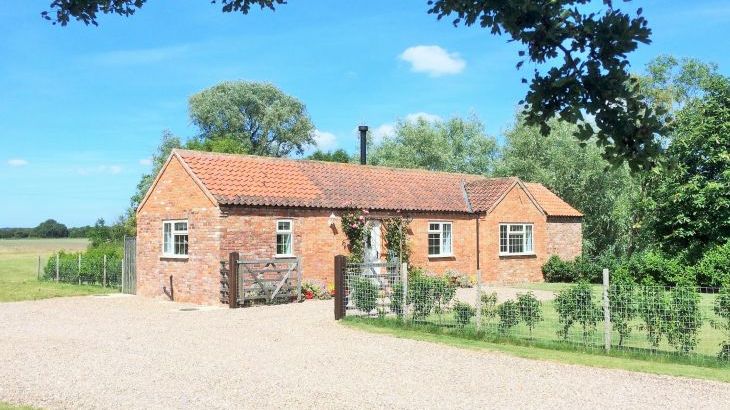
[[546, 216, 583, 260], [136, 156, 222, 305]]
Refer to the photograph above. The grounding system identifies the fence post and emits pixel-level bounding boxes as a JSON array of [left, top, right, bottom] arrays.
[[334, 255, 346, 320], [55, 253, 59, 281], [103, 255, 107, 287], [37, 255, 41, 280], [228, 252, 239, 309], [401, 262, 408, 319], [475, 269, 483, 332], [602, 268, 611, 352], [77, 253, 82, 285]]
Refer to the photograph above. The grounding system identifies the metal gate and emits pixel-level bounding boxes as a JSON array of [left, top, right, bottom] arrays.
[[122, 236, 136, 294]]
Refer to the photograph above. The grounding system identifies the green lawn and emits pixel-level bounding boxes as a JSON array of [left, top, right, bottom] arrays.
[[0, 401, 36, 410], [0, 238, 110, 302], [343, 318, 730, 383]]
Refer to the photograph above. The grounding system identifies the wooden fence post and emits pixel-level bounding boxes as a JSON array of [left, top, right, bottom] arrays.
[[37, 255, 41, 280], [78, 253, 82, 285], [55, 253, 59, 281], [334, 255, 346, 320], [602, 268, 611, 352], [228, 252, 239, 309], [103, 255, 107, 287], [401, 262, 408, 319], [475, 269, 482, 332]]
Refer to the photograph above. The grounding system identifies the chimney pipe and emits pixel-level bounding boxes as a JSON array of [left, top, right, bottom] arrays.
[[358, 125, 368, 165]]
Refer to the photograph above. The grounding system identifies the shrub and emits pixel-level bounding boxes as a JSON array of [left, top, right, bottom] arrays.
[[516, 292, 542, 336], [637, 284, 670, 349], [446, 270, 474, 288], [572, 255, 603, 283], [453, 301, 476, 327], [608, 272, 636, 347], [696, 241, 730, 288], [712, 285, 730, 360], [480, 291, 498, 325], [351, 276, 378, 314], [302, 281, 331, 300], [554, 282, 602, 344], [666, 286, 703, 354], [432, 275, 456, 320], [390, 281, 404, 317], [497, 300, 520, 334], [408, 270, 435, 320], [621, 250, 686, 285], [542, 255, 575, 282]]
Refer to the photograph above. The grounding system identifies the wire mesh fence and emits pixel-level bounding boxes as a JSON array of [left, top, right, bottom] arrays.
[[41, 252, 123, 288], [338, 262, 730, 365]]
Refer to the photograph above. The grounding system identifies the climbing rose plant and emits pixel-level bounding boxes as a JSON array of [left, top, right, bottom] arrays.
[[341, 209, 368, 263], [382, 213, 412, 264]]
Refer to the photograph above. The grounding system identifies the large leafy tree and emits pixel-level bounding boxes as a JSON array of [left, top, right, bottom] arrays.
[[643, 77, 730, 261], [369, 116, 498, 175], [187, 81, 315, 157], [33, 219, 69, 238], [306, 149, 352, 163], [45, 0, 660, 169], [496, 118, 637, 256]]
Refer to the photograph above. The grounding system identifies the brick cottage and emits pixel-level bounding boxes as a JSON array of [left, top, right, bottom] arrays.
[[136, 149, 582, 304]]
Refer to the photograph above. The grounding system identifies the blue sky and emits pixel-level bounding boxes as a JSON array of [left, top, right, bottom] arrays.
[[1, 0, 729, 227]]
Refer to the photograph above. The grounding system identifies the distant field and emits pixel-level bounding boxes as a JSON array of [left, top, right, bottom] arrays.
[[0, 238, 108, 302]]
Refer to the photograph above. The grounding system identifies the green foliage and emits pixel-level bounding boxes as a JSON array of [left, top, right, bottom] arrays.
[[431, 275, 456, 321], [408, 269, 435, 320], [618, 250, 688, 286], [696, 242, 730, 288], [382, 215, 412, 264], [713, 285, 730, 360], [351, 277, 378, 314], [608, 273, 637, 347], [642, 77, 730, 261], [42, 246, 122, 286], [497, 119, 637, 257], [341, 209, 368, 263], [87, 218, 128, 248], [554, 282, 602, 344], [390, 281, 404, 318], [542, 255, 576, 283], [429, 0, 661, 170], [188, 81, 315, 157], [301, 281, 331, 300], [369, 116, 498, 175], [453, 301, 475, 327], [638, 285, 670, 349], [516, 292, 542, 336], [446, 270, 473, 288], [480, 291, 498, 325], [306, 149, 352, 163], [33, 219, 69, 238], [666, 286, 703, 354], [542, 255, 603, 283], [496, 300, 520, 334], [43, 0, 285, 25]]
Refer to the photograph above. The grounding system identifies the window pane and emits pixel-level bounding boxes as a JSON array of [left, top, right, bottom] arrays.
[[509, 224, 523, 232], [525, 225, 533, 252], [441, 224, 452, 254], [163, 223, 172, 254], [429, 223, 439, 231], [277, 233, 291, 255], [499, 225, 508, 253], [428, 233, 440, 255], [174, 234, 188, 255], [509, 233, 524, 253], [277, 221, 291, 231], [174, 222, 187, 232]]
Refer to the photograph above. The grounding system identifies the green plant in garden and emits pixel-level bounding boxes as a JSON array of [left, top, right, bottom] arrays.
[[432, 275, 456, 322], [408, 269, 435, 320], [638, 284, 670, 349], [497, 300, 520, 334], [351, 277, 378, 314], [516, 292, 542, 337], [554, 282, 602, 344], [713, 285, 730, 360], [481, 291, 498, 326], [453, 301, 476, 328], [666, 286, 703, 354], [446, 270, 474, 288], [341, 209, 369, 263], [382, 215, 412, 264], [608, 273, 637, 347], [390, 281, 404, 318], [696, 242, 730, 288]]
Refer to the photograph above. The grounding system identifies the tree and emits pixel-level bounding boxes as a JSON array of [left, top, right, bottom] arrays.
[[428, 0, 662, 171], [496, 117, 637, 256], [369, 116, 498, 175], [306, 149, 351, 163], [188, 81, 315, 157], [42, 0, 284, 25], [643, 77, 730, 261], [33, 219, 69, 238]]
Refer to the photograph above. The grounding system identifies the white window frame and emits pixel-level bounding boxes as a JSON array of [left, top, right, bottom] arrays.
[[499, 223, 534, 256], [162, 220, 189, 258], [428, 221, 453, 257], [275, 219, 294, 257]]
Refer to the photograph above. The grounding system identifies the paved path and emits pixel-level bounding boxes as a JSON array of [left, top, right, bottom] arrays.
[[0, 295, 727, 409]]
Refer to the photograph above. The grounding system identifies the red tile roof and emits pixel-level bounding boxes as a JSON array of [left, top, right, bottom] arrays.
[[524, 183, 583, 217], [172, 149, 581, 216]]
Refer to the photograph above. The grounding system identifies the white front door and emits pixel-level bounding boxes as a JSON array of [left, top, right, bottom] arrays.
[[365, 220, 381, 263]]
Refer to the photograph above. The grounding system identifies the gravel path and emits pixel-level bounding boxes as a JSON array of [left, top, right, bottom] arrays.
[[0, 295, 728, 409]]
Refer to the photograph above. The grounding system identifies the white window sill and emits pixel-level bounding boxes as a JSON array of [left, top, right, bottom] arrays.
[[499, 252, 536, 257], [161, 254, 189, 260], [274, 254, 296, 259], [428, 254, 454, 258]]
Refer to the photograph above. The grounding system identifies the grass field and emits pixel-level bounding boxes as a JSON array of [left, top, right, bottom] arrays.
[[0, 238, 110, 302]]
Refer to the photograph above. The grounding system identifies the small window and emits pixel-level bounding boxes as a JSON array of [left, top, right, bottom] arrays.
[[163, 220, 188, 257], [499, 224, 533, 255], [428, 221, 453, 257], [276, 219, 293, 256]]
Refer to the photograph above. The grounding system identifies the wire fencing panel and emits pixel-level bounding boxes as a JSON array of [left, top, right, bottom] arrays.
[[42, 252, 123, 289], [340, 265, 730, 365], [122, 237, 136, 294]]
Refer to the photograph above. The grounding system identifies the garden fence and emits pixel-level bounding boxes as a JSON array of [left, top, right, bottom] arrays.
[[42, 252, 123, 288], [335, 257, 730, 365]]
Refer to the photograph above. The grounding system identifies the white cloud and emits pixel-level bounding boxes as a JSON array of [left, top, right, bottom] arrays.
[[76, 165, 123, 176], [404, 112, 442, 123], [371, 124, 396, 145], [7, 159, 28, 167], [313, 130, 338, 151], [139, 158, 153, 166], [91, 45, 190, 66], [399, 45, 466, 77]]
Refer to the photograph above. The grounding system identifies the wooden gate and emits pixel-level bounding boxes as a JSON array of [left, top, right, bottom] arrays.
[[122, 236, 136, 294], [225, 252, 302, 307]]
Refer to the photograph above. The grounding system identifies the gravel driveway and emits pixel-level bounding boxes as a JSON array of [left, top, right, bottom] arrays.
[[0, 295, 728, 409]]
